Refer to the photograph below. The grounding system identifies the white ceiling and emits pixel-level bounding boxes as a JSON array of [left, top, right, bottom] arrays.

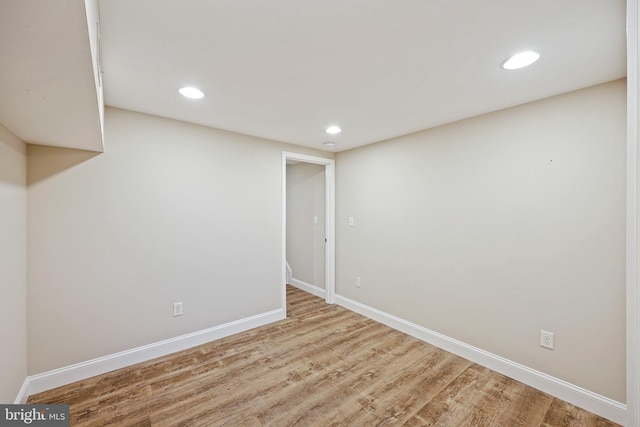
[[0, 1, 627, 153]]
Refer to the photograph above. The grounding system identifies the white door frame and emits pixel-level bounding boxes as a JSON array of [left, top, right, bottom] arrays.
[[627, 1, 639, 425], [282, 152, 336, 309]]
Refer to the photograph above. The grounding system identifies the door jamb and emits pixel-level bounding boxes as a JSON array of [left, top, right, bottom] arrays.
[[626, 0, 639, 425], [282, 152, 336, 310]]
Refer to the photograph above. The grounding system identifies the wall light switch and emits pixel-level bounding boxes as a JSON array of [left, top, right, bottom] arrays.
[[314, 215, 318, 224], [348, 216, 355, 227], [173, 302, 183, 317]]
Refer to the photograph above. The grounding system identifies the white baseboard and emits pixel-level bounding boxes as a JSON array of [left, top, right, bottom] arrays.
[[20, 308, 284, 400], [289, 278, 326, 299], [17, 295, 626, 425], [14, 378, 30, 404], [335, 295, 627, 426]]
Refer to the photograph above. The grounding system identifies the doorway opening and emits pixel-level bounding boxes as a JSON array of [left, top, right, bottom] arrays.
[[281, 152, 335, 312]]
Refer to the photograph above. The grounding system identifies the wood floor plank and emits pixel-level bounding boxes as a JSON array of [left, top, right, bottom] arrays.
[[542, 399, 621, 427], [252, 332, 429, 425], [28, 286, 621, 427]]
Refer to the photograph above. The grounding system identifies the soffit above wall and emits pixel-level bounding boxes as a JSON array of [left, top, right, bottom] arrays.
[[0, 0, 104, 152]]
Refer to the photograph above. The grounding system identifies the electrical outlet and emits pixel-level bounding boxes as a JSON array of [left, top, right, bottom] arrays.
[[173, 302, 183, 317], [355, 276, 361, 288], [540, 330, 554, 349]]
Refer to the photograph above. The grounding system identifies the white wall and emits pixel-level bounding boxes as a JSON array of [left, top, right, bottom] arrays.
[[286, 162, 326, 288], [27, 107, 332, 374], [336, 80, 626, 402], [0, 123, 27, 402]]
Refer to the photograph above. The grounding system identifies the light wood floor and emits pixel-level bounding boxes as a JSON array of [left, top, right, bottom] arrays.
[[29, 286, 620, 426]]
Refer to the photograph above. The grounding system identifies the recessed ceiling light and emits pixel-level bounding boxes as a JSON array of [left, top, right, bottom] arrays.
[[501, 51, 540, 70], [179, 86, 204, 99], [326, 125, 342, 135]]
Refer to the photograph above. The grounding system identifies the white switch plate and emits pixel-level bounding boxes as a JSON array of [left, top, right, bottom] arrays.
[[173, 302, 183, 317], [355, 276, 361, 287], [314, 215, 318, 224], [348, 216, 355, 227]]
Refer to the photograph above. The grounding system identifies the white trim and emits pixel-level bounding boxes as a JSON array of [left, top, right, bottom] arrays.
[[282, 152, 336, 305], [289, 277, 326, 299], [336, 294, 627, 425], [14, 378, 30, 404], [20, 308, 284, 399], [628, 1, 640, 426], [282, 154, 288, 312], [324, 160, 336, 304]]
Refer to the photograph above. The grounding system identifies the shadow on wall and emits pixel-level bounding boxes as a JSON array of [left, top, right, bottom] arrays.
[[0, 135, 25, 186], [27, 145, 101, 185]]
